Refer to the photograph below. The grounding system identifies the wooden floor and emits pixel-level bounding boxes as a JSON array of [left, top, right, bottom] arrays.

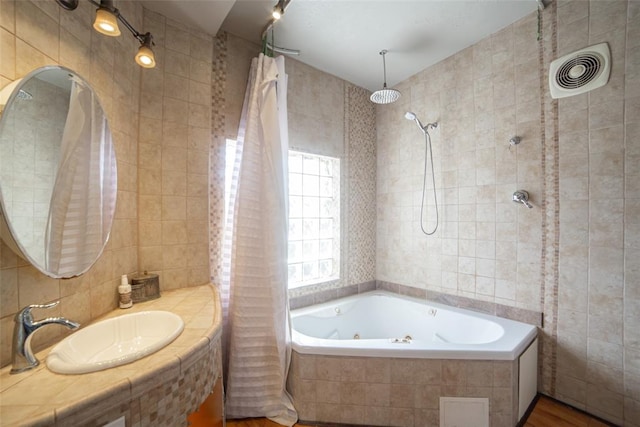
[[226, 395, 612, 427], [523, 396, 612, 427]]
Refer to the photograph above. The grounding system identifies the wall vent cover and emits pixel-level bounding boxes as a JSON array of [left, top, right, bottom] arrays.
[[440, 397, 489, 427], [549, 42, 610, 99]]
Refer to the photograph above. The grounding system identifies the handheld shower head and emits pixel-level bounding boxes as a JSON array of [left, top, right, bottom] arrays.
[[405, 111, 438, 132], [405, 111, 425, 131]]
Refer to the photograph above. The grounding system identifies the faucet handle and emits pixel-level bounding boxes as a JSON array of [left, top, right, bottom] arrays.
[[17, 301, 59, 320], [512, 190, 533, 209], [27, 301, 59, 310]]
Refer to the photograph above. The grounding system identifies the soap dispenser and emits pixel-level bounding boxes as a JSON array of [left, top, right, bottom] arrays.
[[118, 275, 133, 309]]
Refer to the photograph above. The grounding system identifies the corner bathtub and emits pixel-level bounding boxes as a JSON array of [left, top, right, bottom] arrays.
[[288, 291, 539, 426], [291, 291, 537, 360]]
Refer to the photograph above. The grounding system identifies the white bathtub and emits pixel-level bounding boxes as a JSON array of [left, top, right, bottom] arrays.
[[291, 291, 537, 361]]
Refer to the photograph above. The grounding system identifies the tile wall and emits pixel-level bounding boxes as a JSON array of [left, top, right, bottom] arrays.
[[375, 1, 639, 425], [376, 13, 544, 313], [136, 9, 212, 291], [0, 0, 214, 369], [554, 1, 639, 424]]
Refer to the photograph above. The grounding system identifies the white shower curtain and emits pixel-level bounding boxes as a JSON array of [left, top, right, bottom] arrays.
[[45, 78, 116, 276], [221, 54, 297, 425]]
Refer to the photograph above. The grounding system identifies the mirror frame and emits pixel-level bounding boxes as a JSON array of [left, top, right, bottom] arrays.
[[0, 65, 117, 279]]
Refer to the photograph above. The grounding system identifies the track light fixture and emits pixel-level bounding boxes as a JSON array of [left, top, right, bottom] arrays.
[[272, 5, 283, 20], [93, 0, 120, 36], [54, 0, 156, 69], [135, 33, 156, 68], [272, 0, 289, 20]]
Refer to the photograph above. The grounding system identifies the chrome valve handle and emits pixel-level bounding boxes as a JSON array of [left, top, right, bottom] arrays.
[[512, 190, 533, 209]]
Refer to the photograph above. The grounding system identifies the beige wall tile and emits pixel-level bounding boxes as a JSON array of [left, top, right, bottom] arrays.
[[139, 167, 162, 195], [161, 146, 187, 172], [163, 98, 189, 124], [15, 38, 52, 77], [162, 245, 187, 269], [164, 49, 189, 78], [138, 246, 163, 272], [187, 244, 208, 267], [163, 73, 189, 102], [139, 195, 162, 221], [15, 0, 58, 61], [0, 27, 15, 79], [189, 57, 210, 84], [586, 382, 624, 423], [161, 195, 186, 220], [139, 220, 162, 247], [162, 122, 188, 148], [165, 22, 190, 54], [162, 220, 187, 245], [0, 267, 18, 317], [0, 0, 15, 33]]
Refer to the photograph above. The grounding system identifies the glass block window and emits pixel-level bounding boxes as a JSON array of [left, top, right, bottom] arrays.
[[288, 151, 340, 288]]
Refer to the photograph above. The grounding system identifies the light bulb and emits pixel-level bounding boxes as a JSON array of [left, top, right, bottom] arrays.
[[93, 7, 120, 36], [135, 44, 155, 68]]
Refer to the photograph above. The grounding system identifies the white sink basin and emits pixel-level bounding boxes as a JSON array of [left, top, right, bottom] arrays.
[[46, 311, 184, 374]]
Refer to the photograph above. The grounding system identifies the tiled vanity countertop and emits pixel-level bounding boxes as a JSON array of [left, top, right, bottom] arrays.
[[0, 284, 222, 426]]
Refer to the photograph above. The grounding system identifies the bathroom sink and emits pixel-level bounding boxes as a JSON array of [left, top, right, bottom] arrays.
[[46, 311, 184, 374]]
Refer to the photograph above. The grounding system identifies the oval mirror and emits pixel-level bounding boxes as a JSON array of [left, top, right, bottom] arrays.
[[0, 66, 117, 278]]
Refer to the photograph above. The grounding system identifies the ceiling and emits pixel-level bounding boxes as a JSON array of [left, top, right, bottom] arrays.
[[144, 0, 540, 91]]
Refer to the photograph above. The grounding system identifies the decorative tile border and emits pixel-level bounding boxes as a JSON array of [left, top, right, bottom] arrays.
[[345, 85, 377, 286], [209, 32, 228, 286], [290, 279, 542, 327], [537, 1, 559, 397]]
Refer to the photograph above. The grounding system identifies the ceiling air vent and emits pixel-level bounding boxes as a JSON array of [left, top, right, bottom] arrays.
[[549, 42, 610, 99]]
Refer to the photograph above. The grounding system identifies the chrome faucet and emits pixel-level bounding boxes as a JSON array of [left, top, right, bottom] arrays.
[[11, 301, 80, 374], [512, 190, 533, 209]]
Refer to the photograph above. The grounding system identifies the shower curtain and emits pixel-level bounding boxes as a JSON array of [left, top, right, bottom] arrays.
[[45, 78, 116, 276], [221, 53, 297, 425]]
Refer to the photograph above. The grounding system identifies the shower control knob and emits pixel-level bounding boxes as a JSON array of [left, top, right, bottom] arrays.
[[512, 190, 533, 209]]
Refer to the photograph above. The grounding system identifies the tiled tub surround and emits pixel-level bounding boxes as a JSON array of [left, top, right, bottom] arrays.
[[0, 285, 222, 426], [288, 352, 521, 427], [288, 291, 538, 426]]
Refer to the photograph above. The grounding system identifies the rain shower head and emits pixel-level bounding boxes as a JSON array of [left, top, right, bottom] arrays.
[[370, 50, 401, 105]]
